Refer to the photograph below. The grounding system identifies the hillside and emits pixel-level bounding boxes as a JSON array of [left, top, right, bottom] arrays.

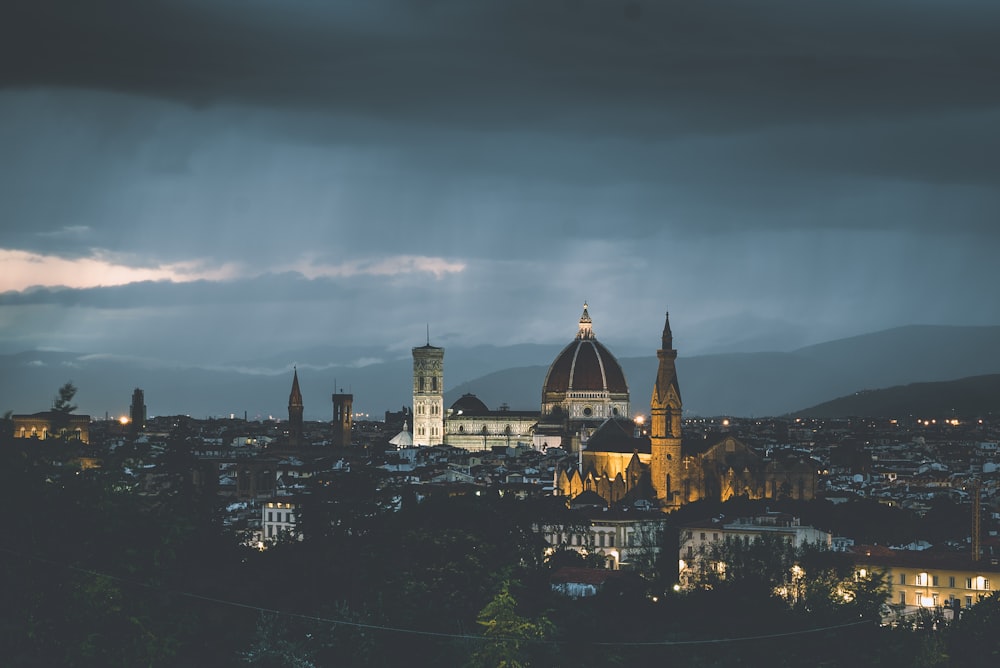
[[3, 325, 1000, 419], [791, 374, 1000, 418], [449, 325, 1000, 417]]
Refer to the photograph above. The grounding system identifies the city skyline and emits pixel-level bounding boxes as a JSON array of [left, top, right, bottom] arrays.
[[3, 1, 999, 371]]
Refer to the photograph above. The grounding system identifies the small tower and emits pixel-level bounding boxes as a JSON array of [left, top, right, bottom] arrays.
[[650, 312, 683, 509], [129, 387, 146, 436], [331, 390, 353, 448], [577, 302, 593, 339], [412, 336, 444, 447], [288, 367, 304, 447]]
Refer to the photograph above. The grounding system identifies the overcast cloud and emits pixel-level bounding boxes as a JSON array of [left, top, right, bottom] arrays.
[[2, 0, 998, 374]]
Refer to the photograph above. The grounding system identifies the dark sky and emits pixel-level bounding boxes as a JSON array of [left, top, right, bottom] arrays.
[[2, 0, 999, 370]]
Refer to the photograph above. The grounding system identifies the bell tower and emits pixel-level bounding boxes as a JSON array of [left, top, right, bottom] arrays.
[[412, 335, 444, 447], [288, 367, 304, 447], [331, 390, 353, 448], [650, 312, 683, 509]]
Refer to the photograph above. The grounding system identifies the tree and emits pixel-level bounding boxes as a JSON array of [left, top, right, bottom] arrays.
[[947, 591, 1000, 667], [468, 582, 553, 668], [53, 381, 77, 414], [50, 381, 78, 439]]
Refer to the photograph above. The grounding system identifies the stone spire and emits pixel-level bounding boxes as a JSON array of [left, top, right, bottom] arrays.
[[289, 367, 303, 409], [287, 367, 304, 446], [662, 310, 673, 350], [650, 310, 682, 508]]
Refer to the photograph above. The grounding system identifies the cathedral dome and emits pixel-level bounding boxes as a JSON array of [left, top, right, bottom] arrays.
[[543, 338, 628, 395], [541, 304, 630, 421], [450, 393, 490, 415]]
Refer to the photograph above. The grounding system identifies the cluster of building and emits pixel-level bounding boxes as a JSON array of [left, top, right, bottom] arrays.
[[7, 303, 1000, 617]]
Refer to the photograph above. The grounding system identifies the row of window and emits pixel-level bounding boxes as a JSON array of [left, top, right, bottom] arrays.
[[266, 512, 294, 523], [898, 573, 990, 590], [898, 591, 986, 608], [266, 524, 296, 538], [550, 533, 617, 548]]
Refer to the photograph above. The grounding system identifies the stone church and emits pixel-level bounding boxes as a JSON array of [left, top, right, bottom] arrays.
[[551, 306, 816, 510]]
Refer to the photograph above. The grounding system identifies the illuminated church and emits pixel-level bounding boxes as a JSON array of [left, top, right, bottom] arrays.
[[549, 305, 816, 508], [418, 304, 816, 510]]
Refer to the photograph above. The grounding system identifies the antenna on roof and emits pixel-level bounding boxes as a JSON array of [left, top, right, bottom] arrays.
[[426, 323, 430, 346]]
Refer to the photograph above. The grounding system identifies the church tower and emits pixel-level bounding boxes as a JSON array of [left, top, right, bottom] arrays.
[[129, 387, 146, 437], [331, 390, 353, 448], [650, 312, 683, 509], [288, 367, 304, 446], [412, 339, 444, 446]]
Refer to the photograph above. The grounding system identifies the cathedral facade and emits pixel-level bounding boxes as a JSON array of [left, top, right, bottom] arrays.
[[551, 307, 816, 510], [407, 303, 816, 510]]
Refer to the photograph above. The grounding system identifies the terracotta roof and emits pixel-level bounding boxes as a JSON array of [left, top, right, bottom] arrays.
[[585, 418, 650, 454], [570, 490, 609, 508], [543, 338, 629, 395], [681, 433, 730, 457], [851, 545, 1000, 573]]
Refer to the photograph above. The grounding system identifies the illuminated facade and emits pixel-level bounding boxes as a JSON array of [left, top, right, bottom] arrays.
[[412, 343, 444, 446], [262, 499, 301, 543], [678, 514, 831, 589], [555, 311, 817, 509], [12, 411, 90, 444], [536, 304, 630, 450], [538, 511, 668, 574], [852, 546, 1000, 618], [443, 393, 537, 451]]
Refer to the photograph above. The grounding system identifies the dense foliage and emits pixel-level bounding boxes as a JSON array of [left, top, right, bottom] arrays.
[[0, 438, 993, 666]]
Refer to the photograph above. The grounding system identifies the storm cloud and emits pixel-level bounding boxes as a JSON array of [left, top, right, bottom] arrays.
[[1, 0, 998, 388]]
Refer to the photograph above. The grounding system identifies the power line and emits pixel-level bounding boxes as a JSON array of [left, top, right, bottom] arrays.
[[0, 545, 872, 647]]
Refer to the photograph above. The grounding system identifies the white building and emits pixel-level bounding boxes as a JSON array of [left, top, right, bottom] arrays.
[[678, 513, 831, 588], [538, 510, 667, 574], [262, 499, 301, 543]]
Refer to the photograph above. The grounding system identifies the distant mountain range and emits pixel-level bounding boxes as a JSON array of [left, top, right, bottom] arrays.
[[2, 325, 999, 420], [792, 374, 1000, 419]]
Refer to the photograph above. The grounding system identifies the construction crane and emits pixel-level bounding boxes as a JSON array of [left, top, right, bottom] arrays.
[[972, 477, 981, 562]]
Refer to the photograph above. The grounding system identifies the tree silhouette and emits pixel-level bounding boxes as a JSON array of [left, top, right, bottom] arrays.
[[50, 381, 78, 439]]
